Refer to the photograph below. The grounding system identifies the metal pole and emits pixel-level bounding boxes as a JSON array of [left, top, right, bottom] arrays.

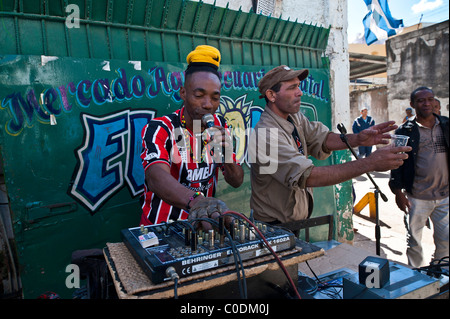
[[337, 123, 388, 256], [375, 189, 381, 256]]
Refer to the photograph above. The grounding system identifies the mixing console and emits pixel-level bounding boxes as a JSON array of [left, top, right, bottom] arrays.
[[121, 218, 296, 284]]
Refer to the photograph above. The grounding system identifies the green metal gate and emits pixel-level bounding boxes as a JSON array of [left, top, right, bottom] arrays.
[[0, 0, 350, 298]]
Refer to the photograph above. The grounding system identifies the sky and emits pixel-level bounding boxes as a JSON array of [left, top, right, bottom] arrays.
[[348, 0, 450, 43]]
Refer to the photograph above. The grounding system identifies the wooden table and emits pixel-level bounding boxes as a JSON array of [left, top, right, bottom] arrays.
[[104, 239, 324, 299]]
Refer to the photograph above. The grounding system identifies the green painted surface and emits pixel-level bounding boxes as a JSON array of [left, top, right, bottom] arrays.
[[333, 150, 355, 243]]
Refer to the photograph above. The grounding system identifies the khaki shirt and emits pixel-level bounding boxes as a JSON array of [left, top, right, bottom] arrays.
[[249, 107, 332, 223]]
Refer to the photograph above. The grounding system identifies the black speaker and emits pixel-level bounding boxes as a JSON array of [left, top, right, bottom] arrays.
[[358, 256, 390, 288]]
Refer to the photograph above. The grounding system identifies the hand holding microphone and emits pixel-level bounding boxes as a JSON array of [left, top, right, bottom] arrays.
[[202, 113, 232, 163], [201, 113, 217, 134]]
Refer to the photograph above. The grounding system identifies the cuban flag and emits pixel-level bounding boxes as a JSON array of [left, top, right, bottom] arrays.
[[362, 0, 404, 45]]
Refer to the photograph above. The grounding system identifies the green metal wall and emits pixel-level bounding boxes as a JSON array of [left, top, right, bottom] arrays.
[[0, 0, 350, 298], [0, 0, 329, 64]]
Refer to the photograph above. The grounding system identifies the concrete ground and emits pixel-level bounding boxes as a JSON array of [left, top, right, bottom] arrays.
[[351, 170, 436, 267]]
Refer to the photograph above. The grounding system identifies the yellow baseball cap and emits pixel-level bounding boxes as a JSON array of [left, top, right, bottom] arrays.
[[186, 45, 221, 68]]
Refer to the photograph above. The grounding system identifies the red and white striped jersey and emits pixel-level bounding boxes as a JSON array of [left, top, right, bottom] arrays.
[[140, 107, 236, 225]]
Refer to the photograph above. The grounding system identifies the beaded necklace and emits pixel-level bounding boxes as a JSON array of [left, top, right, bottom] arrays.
[[180, 108, 208, 163]]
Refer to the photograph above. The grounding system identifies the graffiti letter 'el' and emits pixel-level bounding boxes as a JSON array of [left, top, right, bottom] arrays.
[[70, 110, 155, 212], [71, 111, 128, 212]]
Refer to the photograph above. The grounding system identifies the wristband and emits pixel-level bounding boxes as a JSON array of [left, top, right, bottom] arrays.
[[186, 192, 203, 210]]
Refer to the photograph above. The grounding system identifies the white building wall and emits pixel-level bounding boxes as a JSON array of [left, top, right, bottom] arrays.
[[279, 0, 350, 131]]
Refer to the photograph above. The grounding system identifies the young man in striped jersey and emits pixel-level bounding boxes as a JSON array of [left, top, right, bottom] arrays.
[[140, 45, 243, 228]]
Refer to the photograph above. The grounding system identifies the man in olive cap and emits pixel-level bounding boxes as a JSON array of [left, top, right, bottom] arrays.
[[249, 65, 411, 230]]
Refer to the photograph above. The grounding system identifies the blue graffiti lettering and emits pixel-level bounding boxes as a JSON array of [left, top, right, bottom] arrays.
[[220, 70, 264, 92], [112, 68, 133, 101], [147, 67, 168, 98], [222, 71, 233, 90], [1, 90, 50, 135], [58, 83, 74, 112], [92, 78, 112, 105], [70, 109, 155, 211], [71, 111, 128, 211], [300, 75, 328, 102], [147, 67, 182, 102], [0, 67, 273, 136], [43, 88, 61, 115], [76, 80, 92, 108], [131, 75, 146, 99], [125, 111, 155, 196]]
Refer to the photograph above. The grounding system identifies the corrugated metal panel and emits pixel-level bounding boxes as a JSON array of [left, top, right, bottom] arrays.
[[0, 0, 330, 68]]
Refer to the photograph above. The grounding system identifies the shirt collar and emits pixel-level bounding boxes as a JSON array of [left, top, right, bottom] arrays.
[[416, 115, 440, 128], [264, 106, 296, 134]]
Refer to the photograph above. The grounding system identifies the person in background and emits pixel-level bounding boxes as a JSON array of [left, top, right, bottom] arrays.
[[403, 107, 414, 123], [389, 86, 449, 268], [352, 106, 375, 157], [434, 98, 441, 115]]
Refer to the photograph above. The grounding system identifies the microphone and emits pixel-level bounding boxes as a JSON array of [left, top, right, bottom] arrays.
[[202, 113, 217, 142], [202, 113, 215, 129], [337, 123, 347, 135], [201, 113, 224, 163]]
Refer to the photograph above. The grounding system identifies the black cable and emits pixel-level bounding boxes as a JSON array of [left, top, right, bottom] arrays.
[[413, 259, 450, 278], [305, 260, 321, 282], [173, 277, 178, 299], [433, 256, 449, 266], [224, 211, 302, 299], [191, 217, 248, 299], [163, 221, 200, 299], [305, 260, 342, 299], [225, 225, 248, 299], [164, 218, 247, 299], [168, 220, 196, 233]]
